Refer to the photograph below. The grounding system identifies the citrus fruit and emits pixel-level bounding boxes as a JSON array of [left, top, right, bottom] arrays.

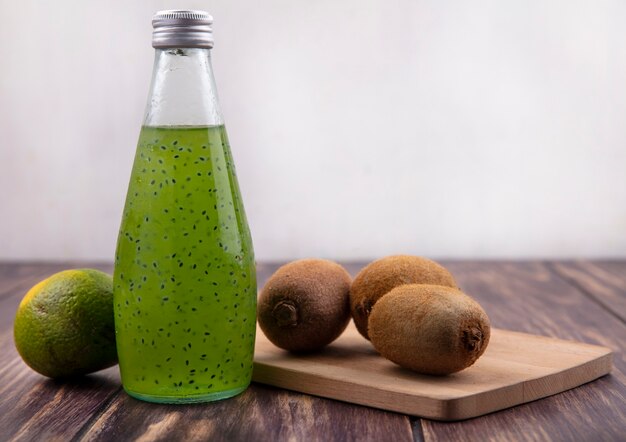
[[13, 269, 118, 378]]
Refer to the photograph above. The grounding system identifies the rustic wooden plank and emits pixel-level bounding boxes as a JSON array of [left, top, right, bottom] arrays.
[[253, 323, 612, 420], [0, 326, 121, 442], [76, 383, 413, 442], [0, 262, 43, 279], [0, 264, 58, 300], [3, 261, 623, 441], [592, 260, 626, 278], [0, 262, 113, 300], [0, 261, 113, 277], [550, 260, 626, 323], [419, 261, 626, 442], [418, 375, 624, 442]]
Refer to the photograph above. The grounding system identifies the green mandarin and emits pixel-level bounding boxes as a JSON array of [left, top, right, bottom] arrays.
[[113, 125, 256, 403]]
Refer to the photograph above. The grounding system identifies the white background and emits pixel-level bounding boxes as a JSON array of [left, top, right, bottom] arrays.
[[1, 1, 625, 261]]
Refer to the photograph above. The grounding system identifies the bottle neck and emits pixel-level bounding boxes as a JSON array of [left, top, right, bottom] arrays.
[[143, 48, 223, 127]]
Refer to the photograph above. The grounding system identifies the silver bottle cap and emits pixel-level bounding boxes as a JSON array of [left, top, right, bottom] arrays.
[[152, 10, 214, 49]]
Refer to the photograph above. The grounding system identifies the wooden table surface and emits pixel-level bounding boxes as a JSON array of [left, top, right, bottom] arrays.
[[0, 261, 624, 441]]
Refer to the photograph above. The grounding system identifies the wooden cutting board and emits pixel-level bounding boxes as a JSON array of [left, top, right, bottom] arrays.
[[252, 323, 612, 421]]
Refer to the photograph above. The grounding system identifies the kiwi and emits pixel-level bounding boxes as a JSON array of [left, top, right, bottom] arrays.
[[258, 259, 352, 352], [350, 255, 457, 339], [368, 284, 490, 375]]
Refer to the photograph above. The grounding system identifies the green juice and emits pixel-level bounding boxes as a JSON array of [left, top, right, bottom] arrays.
[[113, 125, 256, 403]]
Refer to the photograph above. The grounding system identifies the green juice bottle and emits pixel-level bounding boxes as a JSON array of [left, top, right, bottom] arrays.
[[113, 10, 256, 403]]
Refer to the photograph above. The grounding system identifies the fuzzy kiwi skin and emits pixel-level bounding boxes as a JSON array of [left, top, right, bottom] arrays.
[[368, 284, 490, 375], [258, 259, 352, 352], [350, 256, 457, 340]]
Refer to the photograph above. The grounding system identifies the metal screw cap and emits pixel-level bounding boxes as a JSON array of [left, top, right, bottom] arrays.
[[152, 10, 214, 49]]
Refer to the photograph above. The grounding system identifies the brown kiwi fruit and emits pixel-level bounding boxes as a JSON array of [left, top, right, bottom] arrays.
[[350, 255, 457, 339], [368, 284, 490, 375], [258, 259, 352, 352]]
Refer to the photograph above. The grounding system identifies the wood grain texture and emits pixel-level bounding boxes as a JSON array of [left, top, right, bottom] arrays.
[[253, 323, 612, 420], [420, 261, 626, 442], [76, 383, 413, 442], [0, 261, 624, 442], [593, 260, 626, 282], [550, 261, 626, 323]]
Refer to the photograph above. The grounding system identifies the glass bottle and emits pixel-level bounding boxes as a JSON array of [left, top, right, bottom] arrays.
[[113, 10, 256, 403]]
